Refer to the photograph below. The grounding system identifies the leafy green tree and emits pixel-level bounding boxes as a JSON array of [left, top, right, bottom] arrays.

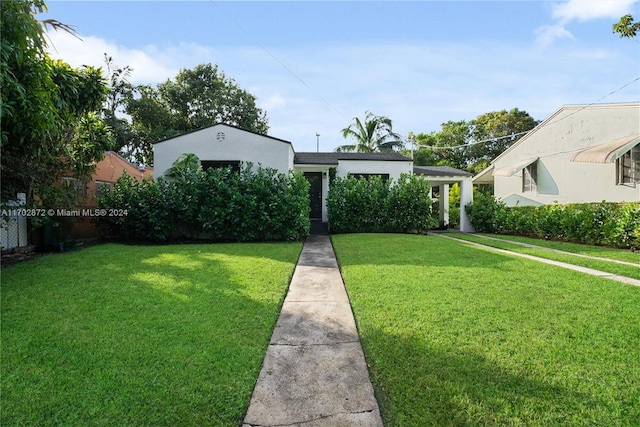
[[410, 120, 471, 170], [408, 109, 537, 172], [124, 63, 269, 166], [1, 0, 113, 209], [467, 108, 538, 171], [336, 111, 403, 152], [102, 55, 139, 163], [613, 14, 640, 38]]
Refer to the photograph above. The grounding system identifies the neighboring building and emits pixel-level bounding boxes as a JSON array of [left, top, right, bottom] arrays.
[[63, 151, 153, 239], [153, 123, 475, 231], [2, 152, 153, 250], [474, 102, 640, 206]]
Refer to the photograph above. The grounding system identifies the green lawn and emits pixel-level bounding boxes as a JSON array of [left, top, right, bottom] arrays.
[[444, 233, 640, 280], [332, 233, 640, 426], [1, 242, 302, 426]]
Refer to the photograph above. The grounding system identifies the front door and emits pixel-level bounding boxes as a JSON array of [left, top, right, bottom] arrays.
[[304, 172, 323, 219]]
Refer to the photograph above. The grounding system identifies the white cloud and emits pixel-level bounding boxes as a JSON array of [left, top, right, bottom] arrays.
[[535, 0, 638, 46], [552, 0, 637, 21], [534, 24, 576, 47], [46, 31, 199, 83], [44, 30, 640, 153]]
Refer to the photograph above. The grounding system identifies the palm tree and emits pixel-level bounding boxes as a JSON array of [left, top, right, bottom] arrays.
[[335, 111, 404, 153]]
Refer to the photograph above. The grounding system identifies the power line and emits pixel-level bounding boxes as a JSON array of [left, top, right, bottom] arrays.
[[414, 131, 530, 151], [412, 75, 640, 151], [208, 0, 349, 121], [544, 75, 640, 128]]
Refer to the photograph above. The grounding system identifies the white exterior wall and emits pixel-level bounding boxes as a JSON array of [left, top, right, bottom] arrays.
[[153, 124, 294, 177], [493, 103, 640, 205], [336, 160, 412, 181]]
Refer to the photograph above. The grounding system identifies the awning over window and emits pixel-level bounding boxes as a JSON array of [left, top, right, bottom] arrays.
[[570, 133, 640, 163], [493, 157, 538, 177], [472, 165, 495, 184]]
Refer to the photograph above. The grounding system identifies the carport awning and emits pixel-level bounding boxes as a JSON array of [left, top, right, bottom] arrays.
[[493, 157, 538, 177], [570, 133, 640, 163]]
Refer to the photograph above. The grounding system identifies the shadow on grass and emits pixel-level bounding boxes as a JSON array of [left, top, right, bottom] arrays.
[[331, 233, 640, 426], [360, 326, 602, 426], [1, 242, 301, 426]]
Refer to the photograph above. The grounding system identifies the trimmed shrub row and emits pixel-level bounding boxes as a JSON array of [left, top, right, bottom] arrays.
[[465, 193, 640, 248], [327, 174, 437, 234], [97, 164, 310, 242]]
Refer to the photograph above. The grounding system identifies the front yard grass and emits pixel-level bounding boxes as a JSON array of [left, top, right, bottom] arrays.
[[1, 242, 302, 426], [332, 233, 640, 426]]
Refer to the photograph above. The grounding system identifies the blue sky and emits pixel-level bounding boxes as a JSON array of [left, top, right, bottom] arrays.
[[44, 1, 640, 153]]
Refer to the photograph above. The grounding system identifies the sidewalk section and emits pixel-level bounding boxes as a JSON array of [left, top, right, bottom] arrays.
[[242, 235, 383, 426]]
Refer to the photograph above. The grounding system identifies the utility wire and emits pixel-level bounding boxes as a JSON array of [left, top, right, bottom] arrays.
[[209, 0, 349, 121], [412, 75, 640, 151], [544, 75, 640, 128], [208, 1, 639, 150], [414, 131, 530, 151]]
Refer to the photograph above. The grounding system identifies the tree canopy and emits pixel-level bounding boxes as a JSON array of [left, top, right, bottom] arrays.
[[336, 111, 404, 153], [613, 14, 640, 38], [1, 0, 113, 208], [121, 63, 269, 165], [406, 108, 538, 173]]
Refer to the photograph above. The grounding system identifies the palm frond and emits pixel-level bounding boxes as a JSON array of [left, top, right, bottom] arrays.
[[335, 144, 356, 153], [41, 19, 82, 40]]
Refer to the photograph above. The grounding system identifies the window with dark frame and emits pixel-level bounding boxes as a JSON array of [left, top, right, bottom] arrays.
[[62, 177, 87, 199], [95, 181, 113, 198], [522, 163, 537, 193], [200, 160, 241, 173], [349, 173, 390, 181], [617, 144, 640, 185]]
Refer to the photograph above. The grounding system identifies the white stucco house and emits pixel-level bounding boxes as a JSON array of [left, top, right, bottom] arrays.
[[474, 102, 640, 206], [153, 123, 475, 231]]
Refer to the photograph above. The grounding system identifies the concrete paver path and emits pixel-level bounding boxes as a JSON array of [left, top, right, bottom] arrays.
[[242, 235, 383, 427]]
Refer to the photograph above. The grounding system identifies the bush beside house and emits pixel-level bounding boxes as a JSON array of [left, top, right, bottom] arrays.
[[327, 174, 437, 234], [465, 194, 640, 248], [97, 164, 310, 242]]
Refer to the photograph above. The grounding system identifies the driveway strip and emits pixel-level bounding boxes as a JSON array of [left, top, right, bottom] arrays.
[[242, 235, 383, 426], [436, 233, 640, 287]]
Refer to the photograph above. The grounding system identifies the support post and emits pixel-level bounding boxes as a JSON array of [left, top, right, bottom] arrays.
[[459, 178, 474, 232], [438, 184, 449, 228]]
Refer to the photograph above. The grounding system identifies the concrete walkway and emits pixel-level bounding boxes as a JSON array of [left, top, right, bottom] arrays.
[[242, 235, 383, 426], [470, 233, 640, 268], [436, 233, 640, 287]]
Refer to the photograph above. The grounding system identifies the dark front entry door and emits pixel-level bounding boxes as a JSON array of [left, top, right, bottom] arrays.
[[304, 172, 323, 219]]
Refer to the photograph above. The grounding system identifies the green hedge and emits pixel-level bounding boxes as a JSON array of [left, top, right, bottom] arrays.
[[327, 174, 437, 234], [97, 164, 310, 242], [465, 195, 640, 248]]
